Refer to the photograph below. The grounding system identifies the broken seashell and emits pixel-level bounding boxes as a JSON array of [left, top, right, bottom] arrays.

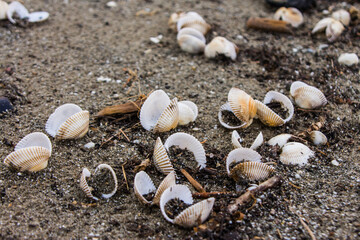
[[268, 133, 293, 147], [6, 1, 29, 24], [3, 132, 51, 172], [312, 18, 344, 42], [153, 137, 174, 174], [134, 171, 176, 205], [177, 27, 206, 54], [204, 37, 238, 61], [80, 164, 118, 200], [168, 12, 185, 31], [338, 53, 359, 66], [178, 100, 198, 125], [230, 162, 275, 181], [0, 1, 9, 20], [231, 130, 263, 150], [226, 148, 261, 175], [331, 9, 350, 26], [274, 7, 304, 27], [164, 132, 206, 169], [309, 131, 327, 145], [280, 142, 314, 165], [160, 184, 215, 227], [290, 81, 327, 109], [28, 11, 49, 23], [46, 103, 89, 139], [250, 132, 264, 150], [177, 12, 211, 35]]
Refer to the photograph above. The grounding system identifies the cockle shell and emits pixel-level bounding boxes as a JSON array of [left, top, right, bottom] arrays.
[[160, 184, 215, 227], [255, 91, 294, 127], [231, 130, 263, 150], [153, 137, 174, 174], [218, 103, 248, 129], [280, 142, 314, 165], [168, 12, 185, 31], [309, 131, 327, 145], [140, 90, 179, 133], [3, 132, 52, 172], [312, 18, 344, 42], [274, 7, 304, 27], [230, 162, 275, 181], [268, 133, 293, 148], [177, 12, 211, 35], [331, 9, 350, 26], [204, 37, 238, 61], [177, 28, 206, 54], [226, 148, 261, 175], [338, 53, 359, 66], [0, 0, 9, 20], [28, 11, 49, 23], [6, 1, 29, 24], [134, 171, 176, 205], [228, 88, 257, 125], [79, 164, 118, 200], [290, 81, 327, 109], [178, 100, 198, 125]]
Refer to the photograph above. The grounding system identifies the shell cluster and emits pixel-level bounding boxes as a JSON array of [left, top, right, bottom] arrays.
[[0, 1, 49, 24], [290, 81, 327, 109], [274, 7, 304, 27]]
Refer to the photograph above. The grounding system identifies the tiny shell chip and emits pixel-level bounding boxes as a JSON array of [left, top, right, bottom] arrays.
[[331, 9, 350, 26], [280, 142, 314, 165], [226, 148, 261, 175], [177, 12, 211, 35], [0, 1, 9, 20], [230, 162, 275, 181], [205, 37, 238, 60], [338, 53, 359, 66], [290, 81, 327, 109], [153, 137, 174, 174], [274, 7, 304, 27], [177, 28, 206, 54], [177, 100, 198, 125], [309, 131, 327, 145], [268, 133, 293, 148], [6, 1, 29, 24], [28, 11, 49, 22]]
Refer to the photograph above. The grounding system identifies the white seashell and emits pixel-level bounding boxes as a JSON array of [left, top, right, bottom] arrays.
[[204, 37, 238, 61], [28, 12, 49, 23], [178, 100, 198, 125], [177, 28, 206, 54], [326, 19, 345, 42], [152, 98, 179, 133], [338, 53, 359, 66], [230, 162, 275, 181], [312, 18, 334, 34], [228, 88, 257, 126], [80, 168, 98, 200], [168, 12, 185, 31], [309, 131, 327, 145], [177, 12, 211, 35], [153, 137, 174, 174], [250, 132, 264, 150], [6, 1, 29, 24], [218, 103, 248, 129], [331, 9, 350, 26], [3, 132, 51, 172], [0, 1, 9, 20], [268, 133, 293, 148], [231, 131, 263, 150], [160, 184, 215, 227], [152, 171, 176, 205], [46, 103, 89, 139], [164, 132, 206, 169], [106, 1, 117, 8], [274, 7, 304, 28], [226, 148, 261, 175], [290, 81, 327, 109], [280, 142, 314, 165]]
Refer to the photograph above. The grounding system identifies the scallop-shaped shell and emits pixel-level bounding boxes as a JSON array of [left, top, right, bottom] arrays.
[[153, 137, 174, 174], [178, 100, 198, 125], [226, 148, 261, 175], [331, 9, 350, 26], [338, 53, 359, 66], [3, 132, 52, 172], [228, 88, 257, 125], [274, 7, 304, 27], [168, 12, 185, 31], [268, 133, 293, 148], [230, 162, 275, 181], [309, 131, 327, 145], [204, 37, 238, 61], [153, 98, 179, 133], [0, 1, 9, 20], [177, 28, 206, 54], [6, 1, 29, 24], [218, 103, 249, 129], [290, 81, 327, 109], [280, 142, 314, 165], [164, 132, 206, 169], [231, 130, 263, 150], [46, 103, 89, 139], [177, 12, 211, 35], [80, 168, 98, 200], [160, 184, 215, 227]]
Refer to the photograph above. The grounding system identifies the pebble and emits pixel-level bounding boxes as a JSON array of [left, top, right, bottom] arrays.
[[106, 1, 117, 8], [84, 142, 95, 149], [318, 44, 329, 51], [338, 53, 359, 66], [331, 160, 340, 166], [0, 97, 14, 113], [97, 76, 112, 82], [150, 35, 163, 44]]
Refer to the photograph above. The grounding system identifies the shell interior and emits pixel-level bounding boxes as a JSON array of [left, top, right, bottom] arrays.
[[152, 171, 176, 205], [6, 1, 29, 24], [0, 1, 9, 20], [312, 18, 333, 34], [268, 133, 293, 148], [177, 100, 198, 125], [94, 164, 118, 199], [280, 142, 314, 165], [153, 137, 175, 174], [230, 162, 275, 181], [228, 87, 257, 124], [28, 11, 49, 22], [263, 91, 294, 123], [15, 132, 52, 155], [226, 148, 262, 175], [274, 7, 303, 27], [218, 102, 249, 129], [134, 171, 157, 205]]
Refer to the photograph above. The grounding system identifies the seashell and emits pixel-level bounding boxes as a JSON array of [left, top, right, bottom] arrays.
[[230, 162, 275, 181], [168, 12, 185, 31], [274, 7, 304, 27], [250, 132, 264, 150], [231, 130, 263, 150], [79, 164, 118, 200], [255, 91, 294, 127], [177, 12, 211, 35], [134, 171, 176, 205], [139, 90, 179, 133], [178, 100, 198, 125], [331, 9, 350, 26], [311, 18, 334, 34], [268, 133, 293, 147], [226, 148, 261, 175], [177, 27, 206, 54], [6, 1, 29, 24], [204, 37, 238, 61], [338, 53, 359, 66], [46, 103, 89, 139], [312, 18, 344, 42], [153, 137, 174, 174], [309, 131, 327, 145], [0, 0, 9, 20], [290, 81, 327, 109], [218, 103, 249, 129], [28, 11, 49, 23], [280, 142, 314, 165], [164, 132, 206, 169], [3, 132, 51, 172], [160, 184, 215, 227], [228, 88, 257, 126]]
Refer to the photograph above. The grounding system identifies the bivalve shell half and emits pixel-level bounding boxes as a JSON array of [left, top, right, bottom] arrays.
[[268, 133, 293, 148], [6, 1, 29, 24], [231, 130, 263, 150], [309, 131, 327, 145], [290, 81, 327, 109], [228, 87, 257, 125], [153, 137, 174, 174], [331, 9, 350, 26], [226, 148, 261, 175], [218, 102, 249, 129], [338, 53, 359, 66], [274, 7, 304, 27], [177, 12, 211, 35], [28, 11, 49, 23], [280, 142, 314, 165], [205, 37, 238, 61], [168, 12, 185, 31], [178, 100, 198, 125], [0, 1, 9, 20], [160, 184, 215, 227], [177, 28, 206, 54], [230, 162, 275, 181]]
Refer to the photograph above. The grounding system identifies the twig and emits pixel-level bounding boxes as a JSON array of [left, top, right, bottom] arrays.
[[180, 169, 206, 193], [246, 193, 257, 211], [119, 129, 130, 142], [96, 98, 145, 117], [288, 181, 301, 189], [192, 191, 239, 199], [298, 215, 317, 240], [122, 162, 129, 191], [277, 229, 283, 239], [246, 17, 293, 33], [296, 108, 329, 113]]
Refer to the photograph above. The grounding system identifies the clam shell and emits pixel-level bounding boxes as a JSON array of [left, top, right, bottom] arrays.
[[6, 1, 29, 24], [153, 171, 176, 205], [153, 137, 174, 174], [226, 148, 261, 175], [218, 102, 249, 129], [230, 162, 275, 181], [290, 81, 327, 109], [312, 18, 333, 34], [80, 168, 98, 200], [15, 132, 52, 154], [326, 19, 344, 42], [168, 12, 185, 31], [177, 12, 210, 35], [0, 1, 9, 20], [178, 100, 198, 125], [280, 142, 314, 165], [94, 164, 118, 199], [309, 131, 327, 145], [228, 87, 257, 125], [268, 133, 293, 147], [153, 98, 179, 133], [250, 132, 263, 150], [134, 171, 157, 205], [338, 53, 359, 66], [177, 28, 206, 54], [331, 9, 350, 26], [204, 37, 238, 60], [274, 7, 304, 27], [28, 11, 49, 23], [164, 132, 206, 169], [231, 130, 263, 150]]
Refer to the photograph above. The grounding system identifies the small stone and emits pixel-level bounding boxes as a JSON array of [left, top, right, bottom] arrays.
[[84, 142, 95, 149], [106, 1, 117, 8], [338, 53, 359, 66], [295, 173, 301, 179], [97, 76, 112, 82], [0, 97, 14, 113], [318, 44, 329, 50], [331, 160, 340, 166], [150, 35, 163, 44]]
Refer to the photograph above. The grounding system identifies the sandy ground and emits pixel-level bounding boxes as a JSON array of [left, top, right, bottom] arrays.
[[0, 0, 359, 239]]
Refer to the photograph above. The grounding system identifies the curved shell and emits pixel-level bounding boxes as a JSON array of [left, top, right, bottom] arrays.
[[178, 100, 198, 125], [6, 1, 29, 24], [168, 12, 185, 31], [0, 1, 9, 20], [250, 132, 263, 150], [309, 131, 327, 145], [325, 19, 344, 42], [15, 132, 52, 154], [134, 171, 157, 204], [312, 18, 333, 34], [153, 137, 174, 174], [228, 88, 257, 125], [28, 11, 49, 23], [290, 81, 327, 109], [177, 12, 211, 35], [280, 142, 314, 165], [230, 162, 275, 181], [231, 130, 263, 150], [268, 133, 293, 148], [226, 148, 261, 175], [80, 168, 98, 201], [164, 132, 206, 169], [153, 171, 176, 205], [218, 103, 249, 129], [274, 7, 304, 27], [152, 98, 179, 133], [177, 28, 206, 54], [331, 9, 350, 26], [205, 37, 238, 61], [338, 53, 359, 66]]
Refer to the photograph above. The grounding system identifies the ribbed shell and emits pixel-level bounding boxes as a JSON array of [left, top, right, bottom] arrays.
[[153, 137, 174, 174], [309, 131, 327, 145], [290, 81, 327, 109], [153, 98, 179, 133], [6, 1, 29, 24], [177, 12, 211, 35], [168, 12, 185, 31], [268, 133, 293, 148], [177, 28, 206, 54], [218, 103, 249, 129], [226, 148, 262, 175], [134, 171, 157, 204], [94, 164, 118, 199], [280, 142, 314, 165], [164, 132, 206, 169], [15, 132, 52, 154], [152, 171, 176, 205], [178, 100, 198, 125], [274, 7, 304, 27], [204, 37, 238, 60], [80, 168, 98, 200], [56, 111, 90, 139], [0, 1, 9, 20], [228, 88, 257, 124], [230, 162, 275, 181]]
